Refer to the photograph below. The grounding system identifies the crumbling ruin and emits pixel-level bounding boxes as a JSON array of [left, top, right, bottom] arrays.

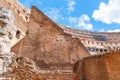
[[59, 25, 120, 55], [0, 0, 120, 80], [0, 6, 39, 80]]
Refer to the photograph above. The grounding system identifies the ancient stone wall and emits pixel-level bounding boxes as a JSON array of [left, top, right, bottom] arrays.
[[12, 6, 90, 70], [59, 25, 120, 55], [3, 0, 120, 55], [79, 52, 120, 80], [60, 25, 120, 43], [74, 60, 84, 80], [29, 52, 120, 80], [33, 72, 76, 80], [83, 55, 108, 80], [0, 0, 28, 31], [0, 0, 29, 46], [2, 0, 120, 80], [81, 39, 120, 55], [105, 52, 120, 80]]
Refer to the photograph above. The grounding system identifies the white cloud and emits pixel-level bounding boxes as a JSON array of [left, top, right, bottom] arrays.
[[37, 1, 42, 5], [44, 8, 64, 21], [67, 0, 76, 13], [68, 14, 93, 30], [92, 0, 120, 24], [107, 29, 120, 32], [99, 28, 105, 32]]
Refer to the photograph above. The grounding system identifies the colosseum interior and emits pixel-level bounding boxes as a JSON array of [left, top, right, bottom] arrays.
[[0, 0, 120, 80]]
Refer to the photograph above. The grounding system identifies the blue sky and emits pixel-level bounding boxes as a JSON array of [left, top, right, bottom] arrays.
[[19, 0, 120, 32]]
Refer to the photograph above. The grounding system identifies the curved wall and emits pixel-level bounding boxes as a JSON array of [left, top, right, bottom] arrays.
[[59, 25, 120, 55]]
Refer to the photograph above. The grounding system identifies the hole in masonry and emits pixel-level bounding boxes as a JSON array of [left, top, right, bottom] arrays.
[[16, 30, 21, 39]]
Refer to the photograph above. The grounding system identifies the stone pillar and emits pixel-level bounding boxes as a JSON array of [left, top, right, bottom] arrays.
[[0, 7, 16, 79]]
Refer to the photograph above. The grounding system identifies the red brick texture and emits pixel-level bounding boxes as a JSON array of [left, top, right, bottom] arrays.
[[74, 60, 84, 80], [83, 55, 108, 80], [33, 73, 76, 80], [10, 5, 120, 80], [11, 6, 90, 70], [105, 52, 120, 80], [82, 52, 120, 80]]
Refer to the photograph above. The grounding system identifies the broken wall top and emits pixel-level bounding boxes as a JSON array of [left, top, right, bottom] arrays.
[[0, 0, 29, 33], [12, 6, 90, 70]]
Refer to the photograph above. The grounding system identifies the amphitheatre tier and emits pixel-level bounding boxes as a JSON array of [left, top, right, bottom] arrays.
[[1, 0, 120, 80], [59, 25, 120, 55], [2, 0, 120, 55]]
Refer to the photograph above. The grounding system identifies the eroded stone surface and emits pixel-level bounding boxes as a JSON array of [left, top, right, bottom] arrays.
[[0, 7, 39, 80], [59, 25, 120, 54], [12, 6, 90, 70], [1, 0, 120, 80], [83, 52, 120, 80], [5, 55, 39, 80], [0, 6, 16, 76]]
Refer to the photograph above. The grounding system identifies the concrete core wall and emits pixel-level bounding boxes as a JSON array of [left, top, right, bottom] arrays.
[[105, 52, 120, 80], [81, 52, 120, 80], [12, 6, 90, 70], [83, 55, 108, 80]]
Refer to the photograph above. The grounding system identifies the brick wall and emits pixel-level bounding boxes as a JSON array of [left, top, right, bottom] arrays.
[[83, 55, 108, 80], [12, 6, 90, 70], [32, 72, 77, 80], [74, 60, 84, 80], [80, 52, 120, 80], [105, 52, 120, 80]]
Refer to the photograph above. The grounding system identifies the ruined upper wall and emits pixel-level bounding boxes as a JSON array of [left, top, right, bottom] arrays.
[[82, 52, 120, 80], [59, 24, 120, 42], [0, 0, 29, 33], [0, 0, 30, 46], [59, 25, 120, 54], [4, 0, 120, 54], [12, 6, 90, 70]]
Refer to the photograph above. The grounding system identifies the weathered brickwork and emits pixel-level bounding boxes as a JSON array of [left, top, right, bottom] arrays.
[[74, 60, 84, 80], [0, 0, 29, 46], [30, 52, 120, 80], [33, 73, 76, 80], [105, 52, 120, 80], [1, 0, 120, 80], [12, 6, 90, 70], [81, 52, 120, 80], [60, 25, 120, 55], [0, 0, 28, 32], [83, 55, 108, 80]]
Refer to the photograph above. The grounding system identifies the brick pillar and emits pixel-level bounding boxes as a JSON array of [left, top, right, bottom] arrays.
[[74, 60, 84, 80]]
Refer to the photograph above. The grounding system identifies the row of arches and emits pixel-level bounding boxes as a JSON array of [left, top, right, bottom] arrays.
[[81, 39, 120, 54], [81, 39, 120, 47], [87, 47, 107, 53], [87, 47, 120, 54]]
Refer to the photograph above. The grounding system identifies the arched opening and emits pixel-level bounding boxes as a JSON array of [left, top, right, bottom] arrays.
[[86, 47, 91, 51], [100, 49, 103, 52], [95, 48, 98, 52], [104, 49, 107, 52], [25, 16, 28, 21], [23, 9, 25, 13], [16, 30, 21, 39], [91, 48, 95, 52], [17, 10, 20, 14]]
